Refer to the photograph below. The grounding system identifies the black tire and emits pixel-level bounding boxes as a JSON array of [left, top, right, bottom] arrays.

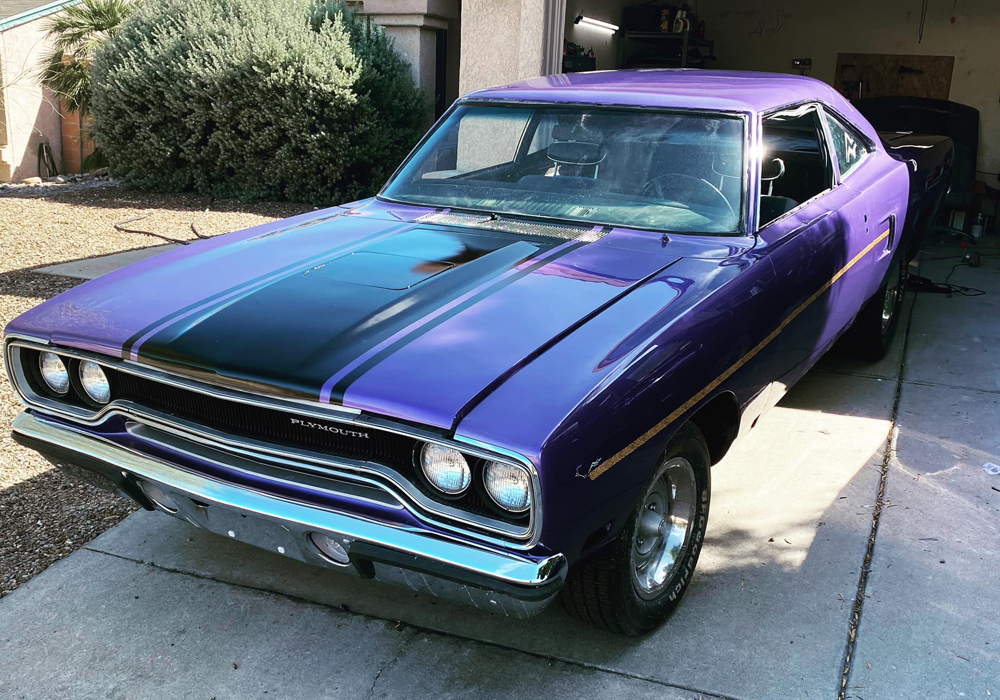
[[561, 423, 711, 636], [846, 254, 906, 361]]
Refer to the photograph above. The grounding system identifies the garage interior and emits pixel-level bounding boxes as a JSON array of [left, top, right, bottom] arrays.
[[562, 1, 999, 196], [2, 2, 998, 700]]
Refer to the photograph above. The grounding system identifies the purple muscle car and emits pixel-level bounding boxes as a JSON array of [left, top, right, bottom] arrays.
[[6, 70, 952, 635]]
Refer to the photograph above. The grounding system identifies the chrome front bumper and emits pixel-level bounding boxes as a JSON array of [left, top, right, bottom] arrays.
[[12, 411, 566, 618]]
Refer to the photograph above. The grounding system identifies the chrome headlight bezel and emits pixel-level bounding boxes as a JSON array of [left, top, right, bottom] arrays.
[[412, 439, 538, 521]]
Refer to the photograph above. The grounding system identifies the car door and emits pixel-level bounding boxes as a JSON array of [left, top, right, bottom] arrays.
[[751, 103, 873, 400]]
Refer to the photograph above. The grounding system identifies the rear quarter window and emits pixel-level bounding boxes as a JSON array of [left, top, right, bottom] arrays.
[[825, 112, 871, 178]]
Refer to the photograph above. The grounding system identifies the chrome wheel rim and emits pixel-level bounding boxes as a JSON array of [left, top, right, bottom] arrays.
[[631, 457, 697, 600], [881, 263, 903, 332]]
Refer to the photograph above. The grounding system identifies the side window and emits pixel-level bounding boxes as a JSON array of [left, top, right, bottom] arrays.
[[824, 112, 871, 179], [759, 105, 835, 227]]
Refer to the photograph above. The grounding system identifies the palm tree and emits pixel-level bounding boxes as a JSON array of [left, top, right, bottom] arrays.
[[38, 0, 135, 126]]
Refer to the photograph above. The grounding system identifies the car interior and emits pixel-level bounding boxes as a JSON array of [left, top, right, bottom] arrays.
[[406, 106, 836, 233], [425, 110, 747, 231], [759, 106, 835, 227], [527, 115, 743, 217]]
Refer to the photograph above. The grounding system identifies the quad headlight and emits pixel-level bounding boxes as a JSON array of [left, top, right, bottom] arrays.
[[419, 443, 471, 495], [38, 352, 70, 395], [483, 461, 532, 513], [79, 360, 110, 404]]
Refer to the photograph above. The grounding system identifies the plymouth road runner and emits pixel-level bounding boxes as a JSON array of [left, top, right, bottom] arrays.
[[6, 71, 951, 635]]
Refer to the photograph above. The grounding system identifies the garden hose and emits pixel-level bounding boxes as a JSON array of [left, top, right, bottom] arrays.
[[113, 197, 215, 245], [37, 143, 58, 179]]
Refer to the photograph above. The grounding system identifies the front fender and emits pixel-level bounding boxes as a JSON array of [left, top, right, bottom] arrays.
[[457, 251, 773, 564]]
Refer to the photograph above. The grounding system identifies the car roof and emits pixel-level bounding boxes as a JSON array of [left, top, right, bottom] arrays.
[[464, 69, 853, 116]]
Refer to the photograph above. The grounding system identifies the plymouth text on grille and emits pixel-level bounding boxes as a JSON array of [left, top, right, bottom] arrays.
[[289, 418, 370, 439]]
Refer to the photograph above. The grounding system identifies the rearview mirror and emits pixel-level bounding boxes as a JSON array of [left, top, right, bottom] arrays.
[[547, 141, 606, 166]]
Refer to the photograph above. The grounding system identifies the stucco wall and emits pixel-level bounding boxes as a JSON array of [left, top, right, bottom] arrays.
[[382, 24, 439, 95], [0, 18, 63, 181], [459, 0, 562, 95], [459, 0, 525, 94], [699, 0, 1000, 179], [365, 0, 460, 120]]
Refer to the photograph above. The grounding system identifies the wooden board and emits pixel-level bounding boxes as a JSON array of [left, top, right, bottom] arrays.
[[835, 53, 954, 101]]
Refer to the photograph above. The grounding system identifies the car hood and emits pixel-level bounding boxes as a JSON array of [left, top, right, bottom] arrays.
[[8, 202, 747, 431]]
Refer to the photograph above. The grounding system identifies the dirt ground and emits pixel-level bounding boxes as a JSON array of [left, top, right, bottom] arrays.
[[0, 181, 311, 597]]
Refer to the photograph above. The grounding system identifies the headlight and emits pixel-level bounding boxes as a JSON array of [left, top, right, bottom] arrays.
[[79, 360, 110, 404], [419, 443, 471, 495], [484, 461, 531, 512], [38, 352, 70, 395]]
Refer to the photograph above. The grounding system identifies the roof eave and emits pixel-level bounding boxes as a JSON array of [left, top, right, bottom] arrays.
[[0, 0, 80, 32]]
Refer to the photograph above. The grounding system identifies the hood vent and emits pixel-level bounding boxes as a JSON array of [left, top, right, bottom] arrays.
[[418, 211, 608, 243]]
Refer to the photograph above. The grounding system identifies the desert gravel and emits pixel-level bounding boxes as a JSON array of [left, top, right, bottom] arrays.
[[0, 181, 310, 597]]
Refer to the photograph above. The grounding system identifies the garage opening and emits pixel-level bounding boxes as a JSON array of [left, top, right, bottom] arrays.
[[561, 2, 714, 74]]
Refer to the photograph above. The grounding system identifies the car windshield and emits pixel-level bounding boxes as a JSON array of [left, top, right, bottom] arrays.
[[381, 104, 746, 234]]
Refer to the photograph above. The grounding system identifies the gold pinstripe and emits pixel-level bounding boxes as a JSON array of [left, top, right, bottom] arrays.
[[588, 227, 892, 480]]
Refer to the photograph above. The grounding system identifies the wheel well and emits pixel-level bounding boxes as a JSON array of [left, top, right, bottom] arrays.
[[687, 392, 740, 465]]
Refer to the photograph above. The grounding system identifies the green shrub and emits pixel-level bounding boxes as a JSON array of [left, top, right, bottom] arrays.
[[311, 2, 428, 189], [91, 0, 424, 204]]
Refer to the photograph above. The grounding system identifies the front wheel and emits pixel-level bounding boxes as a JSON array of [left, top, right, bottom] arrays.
[[561, 424, 711, 636]]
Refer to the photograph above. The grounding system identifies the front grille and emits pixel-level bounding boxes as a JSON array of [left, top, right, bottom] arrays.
[[102, 365, 528, 526], [11, 343, 530, 532], [105, 368, 420, 472]]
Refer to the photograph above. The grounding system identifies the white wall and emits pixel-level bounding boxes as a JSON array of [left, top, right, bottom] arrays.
[[699, 0, 1000, 179], [0, 19, 64, 181]]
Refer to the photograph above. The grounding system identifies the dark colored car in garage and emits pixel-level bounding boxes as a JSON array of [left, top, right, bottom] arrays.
[[6, 70, 952, 635]]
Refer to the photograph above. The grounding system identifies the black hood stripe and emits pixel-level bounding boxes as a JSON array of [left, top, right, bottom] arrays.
[[121, 222, 413, 360], [326, 239, 588, 404], [129, 227, 564, 402]]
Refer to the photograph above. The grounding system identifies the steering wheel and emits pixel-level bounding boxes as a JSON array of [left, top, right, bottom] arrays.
[[640, 173, 737, 224]]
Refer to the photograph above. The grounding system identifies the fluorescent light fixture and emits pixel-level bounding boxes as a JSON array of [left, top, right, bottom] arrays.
[[574, 14, 619, 33]]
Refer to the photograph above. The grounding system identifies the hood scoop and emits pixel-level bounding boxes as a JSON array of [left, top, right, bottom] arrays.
[[303, 251, 454, 291]]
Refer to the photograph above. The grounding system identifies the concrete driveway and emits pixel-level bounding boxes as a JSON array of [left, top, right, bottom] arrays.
[[1, 245, 997, 699]]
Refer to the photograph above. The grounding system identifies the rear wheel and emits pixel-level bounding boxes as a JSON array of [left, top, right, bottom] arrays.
[[561, 424, 711, 636], [846, 255, 906, 361]]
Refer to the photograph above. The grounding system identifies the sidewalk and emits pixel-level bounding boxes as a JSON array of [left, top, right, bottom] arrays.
[[1, 245, 996, 699]]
